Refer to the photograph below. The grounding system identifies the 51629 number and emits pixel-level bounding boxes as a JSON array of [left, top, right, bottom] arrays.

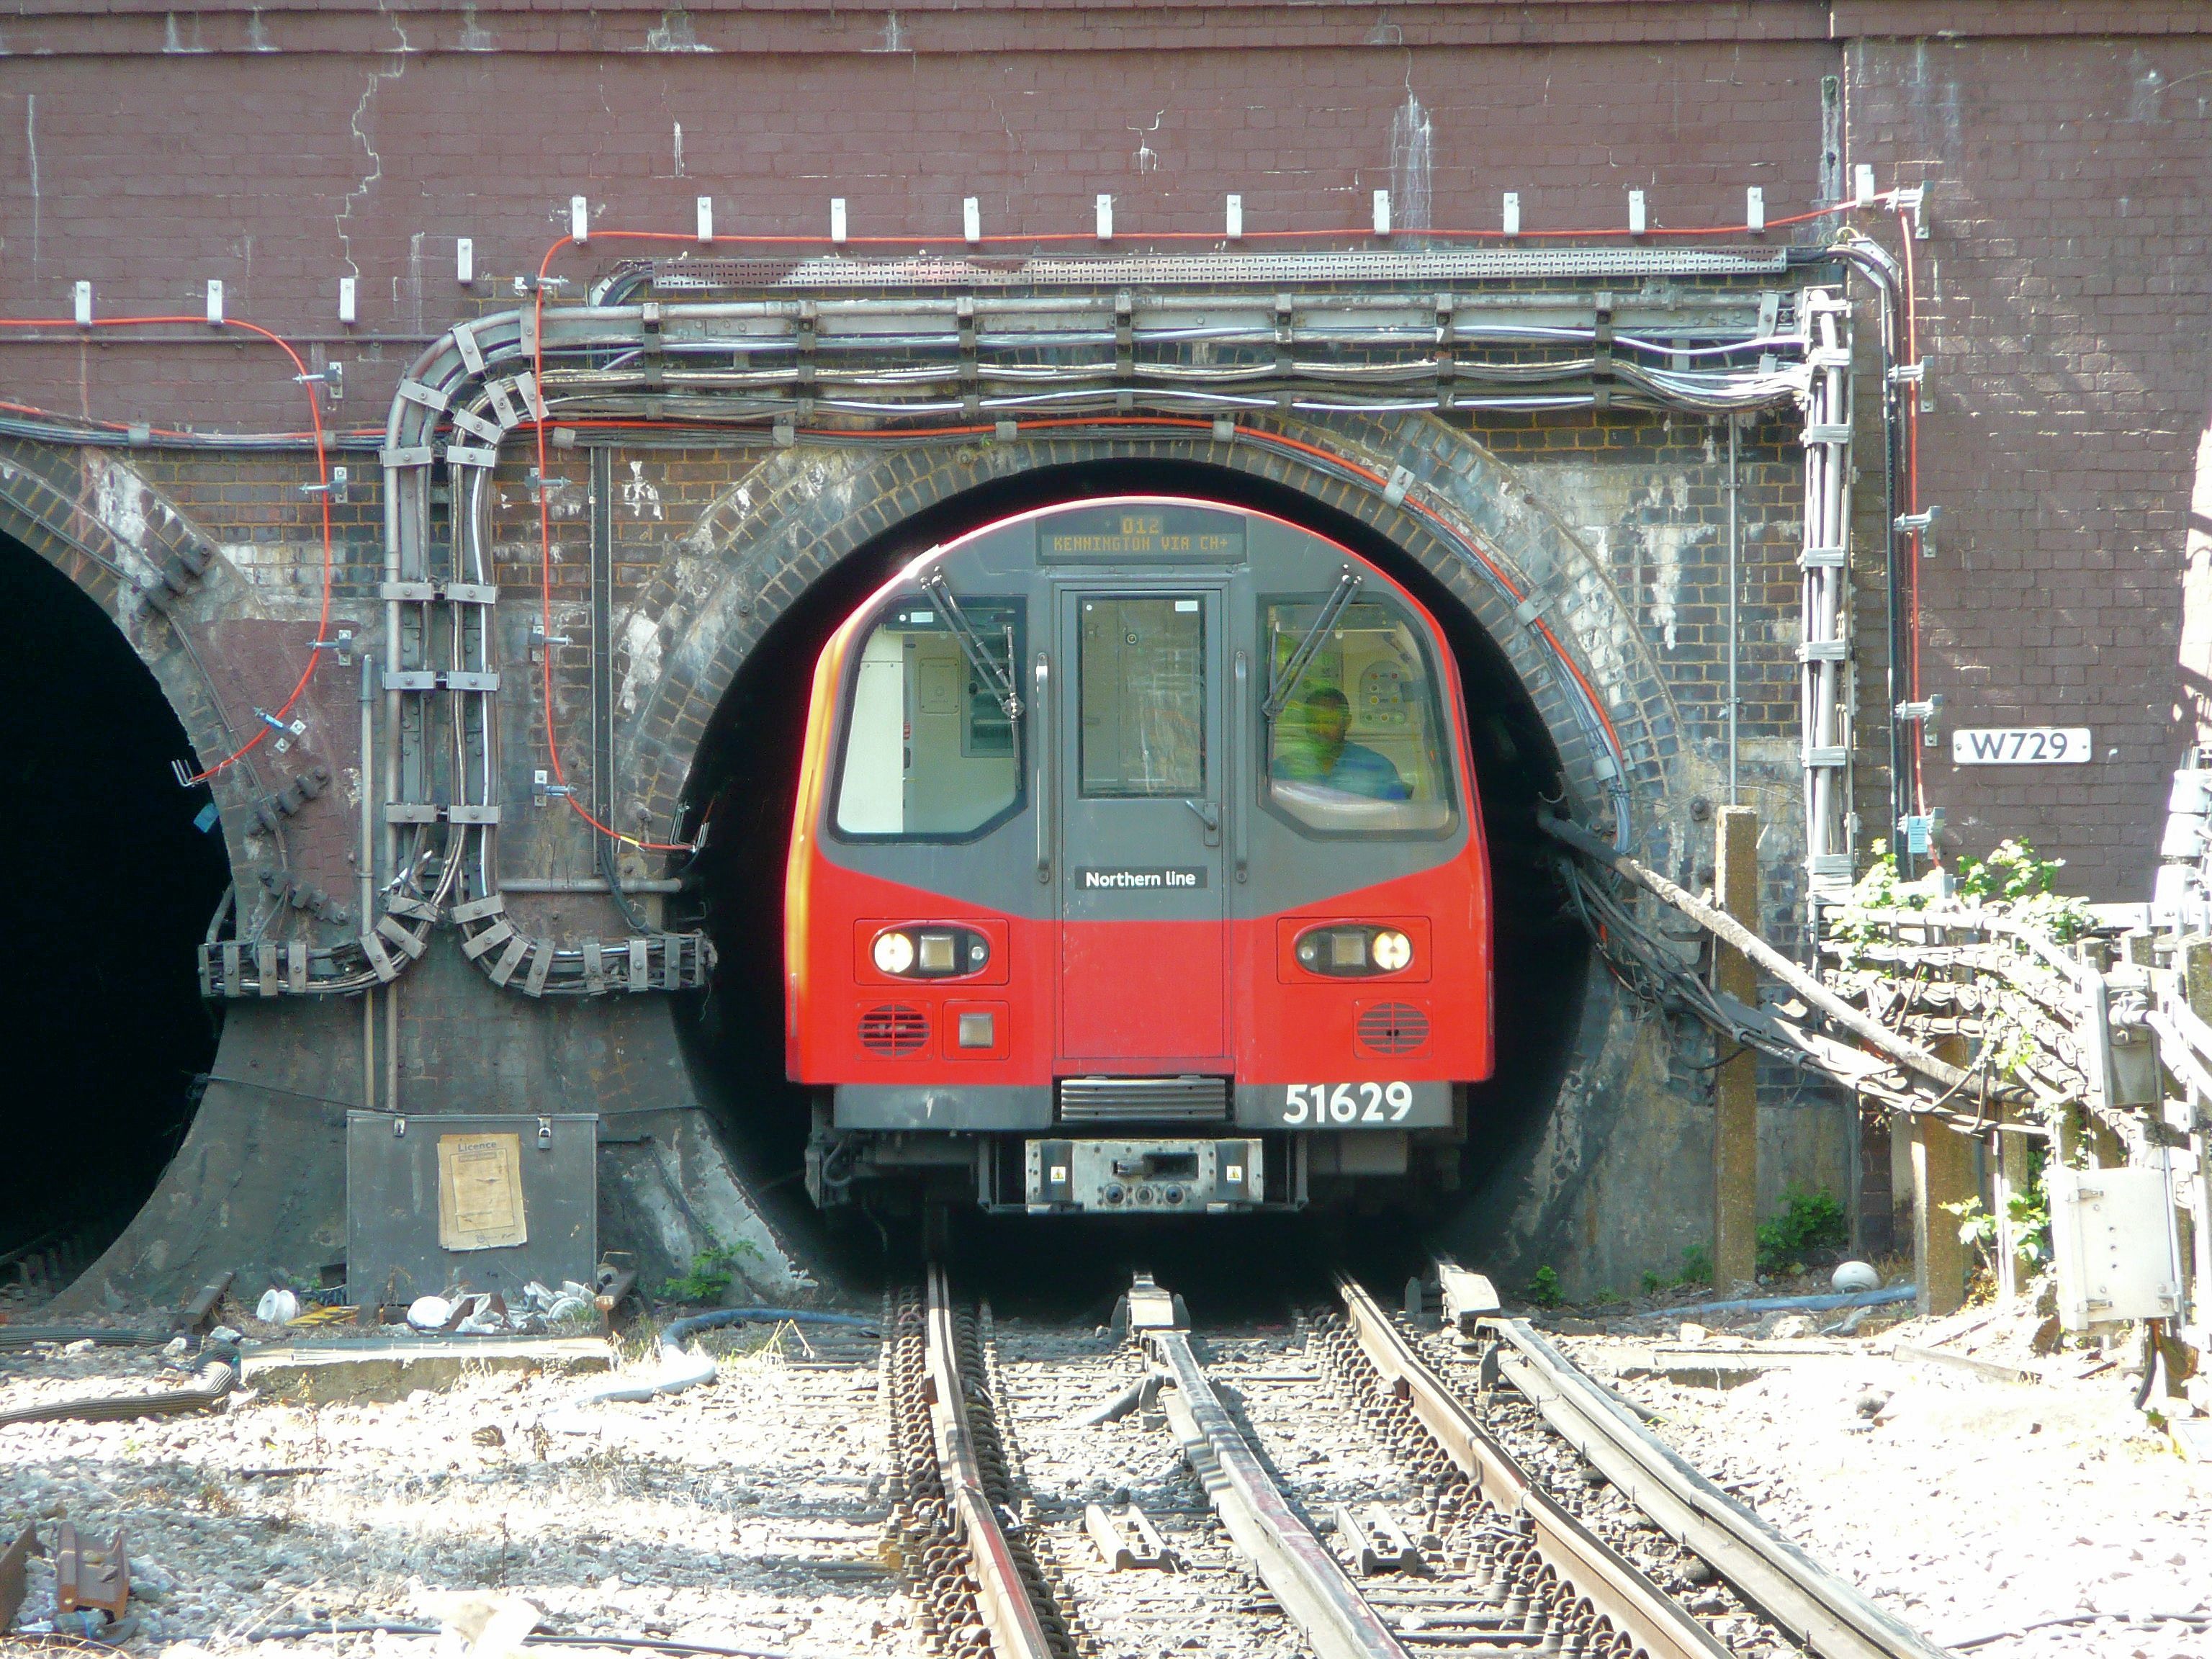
[[1282, 1082, 1414, 1125]]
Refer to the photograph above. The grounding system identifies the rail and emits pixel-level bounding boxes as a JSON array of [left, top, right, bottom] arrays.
[[922, 1264, 1061, 1659], [1473, 1312, 1951, 1659], [1331, 1274, 1731, 1659], [1138, 1279, 1412, 1659]]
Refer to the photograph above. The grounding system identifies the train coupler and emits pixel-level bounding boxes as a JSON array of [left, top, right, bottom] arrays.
[[1022, 1137, 1264, 1214]]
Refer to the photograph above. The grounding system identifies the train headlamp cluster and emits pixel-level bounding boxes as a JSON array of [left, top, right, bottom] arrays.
[[1295, 924, 1414, 976], [872, 925, 990, 979]]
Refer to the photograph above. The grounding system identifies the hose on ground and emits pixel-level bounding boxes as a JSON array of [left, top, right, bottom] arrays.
[[557, 1308, 877, 1413], [0, 1345, 239, 1426]]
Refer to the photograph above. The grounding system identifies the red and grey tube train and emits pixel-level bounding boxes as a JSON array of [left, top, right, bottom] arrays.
[[785, 496, 1492, 1215]]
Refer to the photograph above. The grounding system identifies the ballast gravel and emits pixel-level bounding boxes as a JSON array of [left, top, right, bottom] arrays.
[[0, 1326, 920, 1658], [1555, 1302, 2212, 1659]]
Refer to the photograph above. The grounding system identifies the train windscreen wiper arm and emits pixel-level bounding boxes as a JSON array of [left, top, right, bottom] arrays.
[[1262, 564, 1362, 720], [921, 567, 1023, 721]]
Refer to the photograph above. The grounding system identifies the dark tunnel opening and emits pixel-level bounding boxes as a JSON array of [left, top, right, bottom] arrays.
[[670, 459, 1589, 1285], [0, 534, 231, 1290]]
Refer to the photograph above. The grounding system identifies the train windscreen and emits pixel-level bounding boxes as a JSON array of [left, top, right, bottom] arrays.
[[834, 600, 1024, 838], [1263, 594, 1455, 835]]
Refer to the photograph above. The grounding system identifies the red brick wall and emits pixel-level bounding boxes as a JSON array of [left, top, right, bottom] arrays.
[[1848, 33, 2212, 894], [3, 4, 2211, 893]]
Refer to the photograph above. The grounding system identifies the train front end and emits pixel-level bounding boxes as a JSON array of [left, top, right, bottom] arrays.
[[786, 497, 1491, 1217]]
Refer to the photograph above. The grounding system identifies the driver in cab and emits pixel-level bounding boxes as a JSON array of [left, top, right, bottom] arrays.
[[1272, 685, 1408, 800]]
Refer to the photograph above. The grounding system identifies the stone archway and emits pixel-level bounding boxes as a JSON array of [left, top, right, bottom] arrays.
[[624, 415, 1706, 1288]]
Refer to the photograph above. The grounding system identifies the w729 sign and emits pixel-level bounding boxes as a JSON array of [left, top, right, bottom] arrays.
[[1951, 727, 2092, 765]]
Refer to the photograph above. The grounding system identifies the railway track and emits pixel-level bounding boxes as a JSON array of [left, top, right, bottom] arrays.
[[890, 1265, 1952, 1659]]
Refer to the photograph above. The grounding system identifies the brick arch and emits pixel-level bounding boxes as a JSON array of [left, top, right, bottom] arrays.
[[621, 413, 1680, 832], [0, 439, 256, 801]]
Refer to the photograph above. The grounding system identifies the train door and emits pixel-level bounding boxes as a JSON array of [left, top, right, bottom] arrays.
[[1055, 586, 1230, 1068]]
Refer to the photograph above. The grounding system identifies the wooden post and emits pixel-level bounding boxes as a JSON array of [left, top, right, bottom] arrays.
[[1992, 1115, 2033, 1301], [1714, 806, 1761, 1293], [1912, 1112, 1976, 1316]]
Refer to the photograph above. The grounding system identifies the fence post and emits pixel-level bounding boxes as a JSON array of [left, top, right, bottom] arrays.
[[1714, 806, 1761, 1292], [1911, 1104, 1976, 1316]]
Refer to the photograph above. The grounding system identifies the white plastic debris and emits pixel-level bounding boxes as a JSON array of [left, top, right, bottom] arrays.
[[407, 1295, 454, 1331], [1831, 1260, 1882, 1295], [256, 1287, 300, 1325]]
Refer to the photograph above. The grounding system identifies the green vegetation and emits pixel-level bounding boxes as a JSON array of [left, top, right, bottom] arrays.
[[656, 1236, 762, 1305], [1642, 1242, 1714, 1295], [1525, 1265, 1563, 1308], [1755, 1184, 1848, 1275]]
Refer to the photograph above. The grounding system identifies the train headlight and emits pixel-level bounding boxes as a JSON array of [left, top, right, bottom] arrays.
[[1371, 929, 1413, 972], [872, 931, 916, 975]]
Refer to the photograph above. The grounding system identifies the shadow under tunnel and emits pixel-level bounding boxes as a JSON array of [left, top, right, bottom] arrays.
[[669, 462, 1588, 1294], [0, 533, 231, 1277]]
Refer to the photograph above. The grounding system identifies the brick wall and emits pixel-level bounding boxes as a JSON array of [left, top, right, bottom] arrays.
[[1849, 33, 2212, 895]]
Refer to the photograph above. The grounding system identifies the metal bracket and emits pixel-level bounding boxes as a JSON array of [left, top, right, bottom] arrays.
[[300, 466, 349, 504], [312, 629, 356, 666], [512, 274, 570, 295], [253, 707, 308, 753], [1894, 505, 1941, 560], [1895, 693, 1944, 747], [530, 619, 572, 662], [532, 769, 576, 806], [293, 362, 344, 400]]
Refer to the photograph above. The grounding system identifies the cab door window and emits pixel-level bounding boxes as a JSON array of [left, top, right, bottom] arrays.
[[1262, 594, 1454, 835], [833, 601, 1023, 838], [1077, 595, 1205, 798]]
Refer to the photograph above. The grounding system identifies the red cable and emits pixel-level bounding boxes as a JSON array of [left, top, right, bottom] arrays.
[[0, 314, 334, 784]]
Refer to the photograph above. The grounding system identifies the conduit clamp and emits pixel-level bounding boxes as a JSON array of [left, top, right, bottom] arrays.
[[382, 669, 500, 693], [1274, 293, 1295, 378], [381, 580, 498, 604], [1381, 466, 1416, 508], [446, 444, 500, 470], [384, 801, 501, 825], [379, 445, 433, 469], [1591, 291, 1616, 408], [1514, 593, 1550, 629], [358, 930, 402, 984], [385, 895, 441, 922], [375, 915, 429, 961], [487, 934, 533, 987], [450, 894, 506, 925], [525, 941, 556, 997], [462, 919, 517, 961], [451, 319, 488, 377], [449, 406, 503, 446], [1802, 745, 1849, 768], [395, 379, 449, 415], [1797, 544, 1848, 570], [1795, 639, 1850, 663], [641, 301, 665, 391], [1799, 423, 1853, 446]]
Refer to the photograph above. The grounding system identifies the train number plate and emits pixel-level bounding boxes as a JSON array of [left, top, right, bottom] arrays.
[[1269, 1082, 1449, 1128]]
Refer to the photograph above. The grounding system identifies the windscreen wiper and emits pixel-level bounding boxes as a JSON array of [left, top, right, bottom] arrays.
[[1261, 564, 1362, 720], [920, 567, 1022, 721]]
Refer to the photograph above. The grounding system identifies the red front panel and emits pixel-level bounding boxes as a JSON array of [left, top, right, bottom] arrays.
[[788, 856, 1491, 1089]]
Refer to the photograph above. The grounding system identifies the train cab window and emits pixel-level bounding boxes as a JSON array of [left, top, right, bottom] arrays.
[[1262, 595, 1454, 835], [1078, 595, 1205, 797], [833, 601, 1023, 838]]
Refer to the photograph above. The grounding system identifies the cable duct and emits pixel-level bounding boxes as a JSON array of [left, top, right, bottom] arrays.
[[204, 248, 1828, 1000]]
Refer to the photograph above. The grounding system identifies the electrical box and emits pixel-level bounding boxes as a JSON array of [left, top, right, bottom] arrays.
[[2048, 1165, 2183, 1331], [346, 1112, 598, 1308]]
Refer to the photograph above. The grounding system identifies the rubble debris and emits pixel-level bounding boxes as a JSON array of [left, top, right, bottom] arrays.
[[0, 1521, 33, 1630], [53, 1521, 127, 1617]]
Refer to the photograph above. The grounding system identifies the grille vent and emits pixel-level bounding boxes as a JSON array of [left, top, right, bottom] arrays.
[[859, 1004, 928, 1058], [1058, 1075, 1230, 1123], [1356, 1002, 1430, 1056]]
